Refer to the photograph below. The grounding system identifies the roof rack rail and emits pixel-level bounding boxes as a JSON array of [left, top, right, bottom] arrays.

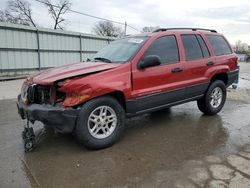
[[153, 28, 217, 33]]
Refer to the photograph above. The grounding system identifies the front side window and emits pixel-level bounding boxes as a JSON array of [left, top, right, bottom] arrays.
[[206, 35, 232, 56], [92, 36, 148, 63], [181, 35, 203, 60], [143, 35, 179, 64]]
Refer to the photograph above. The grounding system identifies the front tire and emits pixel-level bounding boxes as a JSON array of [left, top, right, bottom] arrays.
[[75, 96, 125, 149], [197, 80, 226, 115]]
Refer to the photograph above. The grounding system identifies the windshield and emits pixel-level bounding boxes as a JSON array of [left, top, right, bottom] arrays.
[[91, 36, 148, 63]]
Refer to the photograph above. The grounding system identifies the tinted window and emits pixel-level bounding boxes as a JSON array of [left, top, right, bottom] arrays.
[[206, 35, 232, 56], [181, 35, 203, 60], [144, 36, 179, 64], [196, 35, 210, 58]]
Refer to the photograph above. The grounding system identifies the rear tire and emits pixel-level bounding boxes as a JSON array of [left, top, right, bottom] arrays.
[[75, 96, 125, 149], [197, 80, 226, 115]]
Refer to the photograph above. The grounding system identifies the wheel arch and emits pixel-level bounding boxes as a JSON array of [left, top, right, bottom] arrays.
[[210, 72, 228, 86], [75, 90, 127, 112], [105, 91, 127, 111]]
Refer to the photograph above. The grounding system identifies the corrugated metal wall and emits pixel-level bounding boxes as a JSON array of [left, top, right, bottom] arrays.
[[0, 22, 113, 76]]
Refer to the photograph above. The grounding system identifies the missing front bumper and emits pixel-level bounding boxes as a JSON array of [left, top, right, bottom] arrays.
[[17, 95, 80, 133]]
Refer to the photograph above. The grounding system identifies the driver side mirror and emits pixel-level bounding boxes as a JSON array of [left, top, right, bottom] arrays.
[[138, 55, 162, 69]]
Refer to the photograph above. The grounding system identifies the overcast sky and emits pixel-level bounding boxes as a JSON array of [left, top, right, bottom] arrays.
[[1, 0, 250, 44]]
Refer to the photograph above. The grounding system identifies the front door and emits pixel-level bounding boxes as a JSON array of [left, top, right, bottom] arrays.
[[130, 35, 187, 113]]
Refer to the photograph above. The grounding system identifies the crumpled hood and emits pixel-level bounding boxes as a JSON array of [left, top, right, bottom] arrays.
[[31, 62, 121, 85]]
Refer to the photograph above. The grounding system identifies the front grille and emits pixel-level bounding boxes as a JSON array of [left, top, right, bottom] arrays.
[[35, 85, 51, 104], [27, 85, 51, 104], [27, 85, 36, 103]]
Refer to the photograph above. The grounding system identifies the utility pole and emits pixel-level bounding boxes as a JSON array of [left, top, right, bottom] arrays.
[[124, 21, 127, 36]]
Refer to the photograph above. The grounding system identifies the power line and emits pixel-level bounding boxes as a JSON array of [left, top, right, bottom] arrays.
[[34, 0, 141, 32]]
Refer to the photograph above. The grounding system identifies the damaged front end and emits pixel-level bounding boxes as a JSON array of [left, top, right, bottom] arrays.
[[17, 81, 80, 134], [16, 62, 122, 151]]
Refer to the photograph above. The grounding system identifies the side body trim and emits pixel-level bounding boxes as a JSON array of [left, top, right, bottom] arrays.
[[126, 82, 209, 116]]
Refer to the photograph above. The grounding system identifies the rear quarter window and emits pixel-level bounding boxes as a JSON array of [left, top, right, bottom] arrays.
[[206, 35, 232, 56], [196, 35, 210, 58]]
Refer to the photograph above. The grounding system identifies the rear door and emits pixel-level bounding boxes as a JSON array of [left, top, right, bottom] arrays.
[[181, 34, 214, 98], [130, 35, 187, 112], [206, 34, 236, 69]]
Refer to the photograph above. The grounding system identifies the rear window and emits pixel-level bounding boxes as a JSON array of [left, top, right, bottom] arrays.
[[206, 35, 232, 56]]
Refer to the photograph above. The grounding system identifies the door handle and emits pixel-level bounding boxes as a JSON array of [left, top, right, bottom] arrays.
[[171, 67, 183, 73], [207, 61, 214, 66]]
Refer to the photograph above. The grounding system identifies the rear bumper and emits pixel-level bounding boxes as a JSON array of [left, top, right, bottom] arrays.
[[227, 69, 239, 87], [17, 95, 79, 133]]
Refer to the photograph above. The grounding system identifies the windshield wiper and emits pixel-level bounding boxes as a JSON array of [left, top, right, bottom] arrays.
[[93, 57, 112, 63]]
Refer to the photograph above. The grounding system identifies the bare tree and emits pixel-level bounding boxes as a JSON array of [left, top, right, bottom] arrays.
[[43, 0, 71, 30], [141, 26, 160, 33], [235, 40, 249, 53], [93, 21, 124, 37], [0, 10, 5, 21], [7, 0, 36, 27], [0, 9, 30, 25]]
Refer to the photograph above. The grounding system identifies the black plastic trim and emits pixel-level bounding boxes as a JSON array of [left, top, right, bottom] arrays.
[[126, 95, 203, 117], [227, 69, 239, 87], [153, 28, 217, 33], [126, 82, 209, 116]]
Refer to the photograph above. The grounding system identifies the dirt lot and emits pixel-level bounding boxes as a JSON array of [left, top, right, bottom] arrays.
[[0, 63, 250, 188]]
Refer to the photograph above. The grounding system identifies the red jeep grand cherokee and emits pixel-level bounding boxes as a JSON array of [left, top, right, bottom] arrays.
[[17, 28, 239, 150]]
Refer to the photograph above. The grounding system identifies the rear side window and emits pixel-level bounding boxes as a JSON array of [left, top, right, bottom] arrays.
[[181, 35, 203, 60], [206, 35, 232, 56], [144, 35, 179, 64]]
